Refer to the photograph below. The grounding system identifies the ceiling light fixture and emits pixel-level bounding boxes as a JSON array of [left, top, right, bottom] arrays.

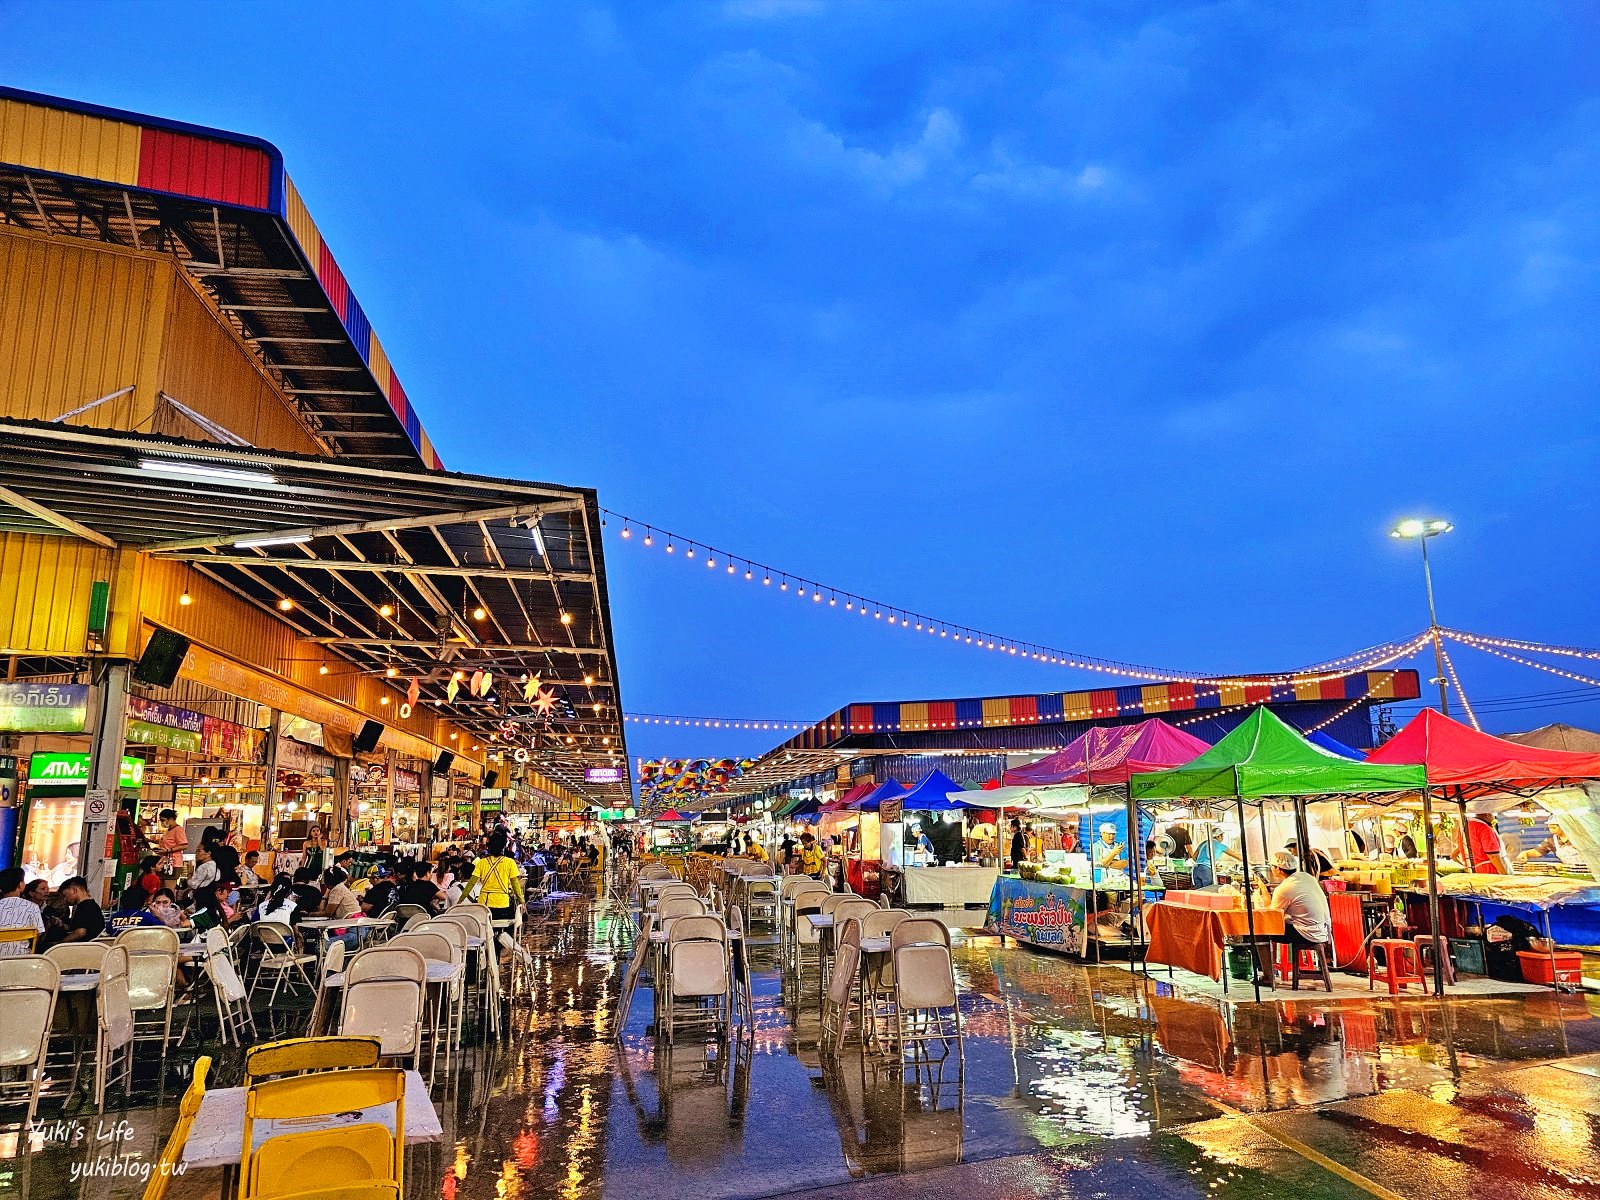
[[138, 459, 277, 487]]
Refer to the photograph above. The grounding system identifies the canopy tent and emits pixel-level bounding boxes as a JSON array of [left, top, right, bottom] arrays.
[[847, 778, 907, 813], [1308, 731, 1364, 760], [1367, 709, 1600, 797], [820, 781, 876, 814], [1004, 719, 1211, 787], [952, 783, 1090, 810], [892, 770, 968, 812], [1503, 723, 1600, 755], [1129, 708, 1426, 801], [653, 810, 690, 822]]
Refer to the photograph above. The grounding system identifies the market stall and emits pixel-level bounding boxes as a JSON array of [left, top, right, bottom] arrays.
[[1368, 709, 1600, 984], [1130, 707, 1427, 1002], [981, 720, 1211, 958], [883, 771, 998, 906]]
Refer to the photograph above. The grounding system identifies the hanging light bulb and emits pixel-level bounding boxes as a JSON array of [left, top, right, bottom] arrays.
[[621, 524, 632, 539], [560, 612, 573, 625], [665, 541, 674, 553], [471, 605, 487, 621], [643, 530, 654, 546], [319, 663, 329, 675], [380, 695, 391, 706], [583, 674, 594, 685], [378, 602, 394, 618], [277, 597, 294, 612], [385, 665, 399, 678], [179, 590, 193, 607], [686, 546, 696, 560]]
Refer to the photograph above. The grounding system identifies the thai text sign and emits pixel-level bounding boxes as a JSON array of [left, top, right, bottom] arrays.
[[985, 876, 1087, 954], [0, 682, 89, 733], [27, 752, 146, 792]]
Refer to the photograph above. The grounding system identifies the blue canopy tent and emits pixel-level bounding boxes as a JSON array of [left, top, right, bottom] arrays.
[[848, 778, 908, 812], [1309, 730, 1364, 760], [894, 770, 969, 812]]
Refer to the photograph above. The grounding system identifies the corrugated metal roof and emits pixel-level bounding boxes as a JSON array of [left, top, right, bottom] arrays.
[[0, 87, 441, 470]]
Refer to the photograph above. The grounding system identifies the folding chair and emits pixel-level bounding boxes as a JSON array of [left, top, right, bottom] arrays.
[[0, 955, 58, 1131], [241, 1068, 405, 1198], [94, 945, 136, 1110], [338, 947, 426, 1071], [243, 1035, 381, 1088], [118, 926, 181, 1056], [141, 1056, 209, 1200]]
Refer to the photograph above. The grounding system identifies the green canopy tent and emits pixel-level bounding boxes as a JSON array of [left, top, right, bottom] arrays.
[[1129, 707, 1428, 1000]]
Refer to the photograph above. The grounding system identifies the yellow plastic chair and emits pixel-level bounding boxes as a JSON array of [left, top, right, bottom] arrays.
[[242, 1067, 405, 1199], [242, 1035, 382, 1088], [141, 1056, 209, 1200], [0, 927, 38, 953]]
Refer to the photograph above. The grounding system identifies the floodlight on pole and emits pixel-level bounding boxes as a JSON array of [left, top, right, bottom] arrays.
[[1391, 518, 1454, 713]]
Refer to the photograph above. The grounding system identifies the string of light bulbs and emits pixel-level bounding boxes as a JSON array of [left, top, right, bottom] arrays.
[[1448, 634, 1600, 690], [1443, 628, 1600, 662], [1436, 641, 1482, 731], [625, 713, 810, 731], [603, 508, 1427, 687]]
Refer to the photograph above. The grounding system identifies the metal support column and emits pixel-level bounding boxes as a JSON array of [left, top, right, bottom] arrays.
[[259, 709, 281, 850], [1419, 786, 1448, 996], [80, 662, 130, 902]]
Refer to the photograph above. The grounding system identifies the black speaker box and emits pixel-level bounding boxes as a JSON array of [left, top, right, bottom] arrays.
[[483, 769, 499, 789], [353, 720, 384, 754], [133, 629, 190, 687], [433, 750, 455, 775]]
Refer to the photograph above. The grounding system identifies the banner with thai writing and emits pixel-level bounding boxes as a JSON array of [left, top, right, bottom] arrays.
[[0, 682, 88, 733], [985, 876, 1087, 954], [127, 696, 206, 752]]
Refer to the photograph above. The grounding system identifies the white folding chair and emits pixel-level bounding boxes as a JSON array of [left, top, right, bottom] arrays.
[[94, 946, 135, 1110], [338, 945, 426, 1070], [204, 947, 255, 1047], [891, 918, 961, 1062], [664, 915, 730, 1044], [250, 922, 317, 1005], [305, 939, 347, 1036], [0, 955, 59, 1129], [117, 926, 180, 1055], [390, 931, 462, 1083]]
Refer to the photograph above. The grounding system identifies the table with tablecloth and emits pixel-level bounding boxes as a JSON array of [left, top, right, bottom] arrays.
[[1145, 900, 1286, 981], [902, 864, 999, 907]]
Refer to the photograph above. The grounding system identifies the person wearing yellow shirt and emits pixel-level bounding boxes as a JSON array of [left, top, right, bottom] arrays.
[[465, 829, 524, 922], [798, 831, 825, 879], [748, 838, 769, 864]]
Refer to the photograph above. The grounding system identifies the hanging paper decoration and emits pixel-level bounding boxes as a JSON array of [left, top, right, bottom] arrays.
[[523, 675, 542, 703], [638, 756, 758, 802], [407, 678, 421, 709], [446, 676, 460, 704], [532, 687, 558, 715]]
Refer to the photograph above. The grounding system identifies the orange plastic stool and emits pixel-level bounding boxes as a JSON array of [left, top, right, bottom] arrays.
[[1368, 938, 1423, 994]]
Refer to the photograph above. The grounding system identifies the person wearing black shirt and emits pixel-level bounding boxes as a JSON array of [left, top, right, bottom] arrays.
[[1008, 819, 1026, 870], [41, 876, 105, 949], [290, 866, 323, 921], [361, 863, 398, 916], [395, 862, 444, 913]]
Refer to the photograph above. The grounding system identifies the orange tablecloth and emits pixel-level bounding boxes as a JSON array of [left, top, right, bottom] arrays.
[[1146, 901, 1286, 981]]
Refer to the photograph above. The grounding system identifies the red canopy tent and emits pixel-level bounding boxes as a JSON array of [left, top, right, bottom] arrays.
[[1367, 709, 1600, 797], [1002, 718, 1211, 787], [820, 780, 876, 814]]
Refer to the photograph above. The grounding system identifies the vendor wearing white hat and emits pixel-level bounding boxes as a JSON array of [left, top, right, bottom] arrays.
[[1253, 850, 1332, 986], [1093, 823, 1128, 872]]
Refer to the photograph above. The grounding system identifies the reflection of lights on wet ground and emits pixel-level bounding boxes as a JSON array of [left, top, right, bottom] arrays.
[[1022, 1024, 1152, 1140]]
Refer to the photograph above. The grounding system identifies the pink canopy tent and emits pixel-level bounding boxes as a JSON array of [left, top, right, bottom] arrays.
[[820, 780, 876, 814], [1002, 718, 1211, 787]]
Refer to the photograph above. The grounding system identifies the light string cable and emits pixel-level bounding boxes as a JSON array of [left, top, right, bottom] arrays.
[[1445, 631, 1600, 690], [1435, 641, 1482, 730], [624, 712, 810, 731], [603, 508, 1428, 686], [1442, 628, 1600, 662]]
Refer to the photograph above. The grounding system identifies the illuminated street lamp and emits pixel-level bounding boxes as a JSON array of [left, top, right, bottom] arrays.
[[1391, 518, 1454, 713]]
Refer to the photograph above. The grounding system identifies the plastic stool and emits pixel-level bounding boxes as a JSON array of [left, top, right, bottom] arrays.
[[1368, 939, 1423, 994], [1291, 942, 1334, 992], [1412, 935, 1455, 985]]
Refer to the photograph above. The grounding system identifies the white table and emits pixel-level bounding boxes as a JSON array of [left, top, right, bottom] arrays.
[[59, 971, 100, 993], [182, 1069, 441, 1170], [649, 929, 742, 945], [901, 864, 999, 906], [322, 961, 462, 988]]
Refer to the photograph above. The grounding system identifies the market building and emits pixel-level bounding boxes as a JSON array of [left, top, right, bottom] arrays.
[[0, 87, 630, 894]]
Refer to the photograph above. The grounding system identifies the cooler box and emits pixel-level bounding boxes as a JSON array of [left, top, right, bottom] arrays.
[[1517, 950, 1584, 988]]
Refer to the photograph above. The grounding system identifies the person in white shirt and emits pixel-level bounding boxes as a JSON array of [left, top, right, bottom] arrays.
[[1255, 850, 1332, 985], [0, 867, 45, 954], [188, 843, 220, 893]]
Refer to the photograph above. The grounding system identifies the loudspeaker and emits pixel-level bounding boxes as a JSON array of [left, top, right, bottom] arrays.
[[133, 629, 190, 687], [483, 769, 499, 789], [353, 720, 384, 754], [433, 750, 455, 775]]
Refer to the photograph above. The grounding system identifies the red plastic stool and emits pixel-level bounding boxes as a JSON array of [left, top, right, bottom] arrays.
[[1369, 939, 1423, 994]]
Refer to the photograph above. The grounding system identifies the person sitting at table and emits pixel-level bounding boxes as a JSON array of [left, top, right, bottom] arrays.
[[136, 855, 163, 897], [107, 885, 166, 933], [189, 882, 232, 934], [1254, 850, 1332, 986], [290, 866, 324, 919], [149, 887, 191, 929], [360, 860, 399, 916], [187, 842, 220, 896], [396, 860, 446, 914], [319, 868, 361, 920], [0, 867, 45, 955], [40, 876, 106, 950], [255, 874, 302, 925]]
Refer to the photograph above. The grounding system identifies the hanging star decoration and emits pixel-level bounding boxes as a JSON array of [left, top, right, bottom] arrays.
[[522, 674, 543, 703], [446, 675, 461, 704], [532, 687, 558, 716]]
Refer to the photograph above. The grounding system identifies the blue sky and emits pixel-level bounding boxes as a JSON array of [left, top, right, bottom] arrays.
[[5, 2, 1598, 760]]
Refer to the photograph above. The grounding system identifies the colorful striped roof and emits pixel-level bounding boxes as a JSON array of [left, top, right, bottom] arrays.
[[776, 669, 1422, 750], [0, 87, 442, 469]]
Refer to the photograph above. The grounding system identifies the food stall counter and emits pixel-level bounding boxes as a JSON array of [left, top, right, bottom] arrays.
[[903, 862, 999, 906]]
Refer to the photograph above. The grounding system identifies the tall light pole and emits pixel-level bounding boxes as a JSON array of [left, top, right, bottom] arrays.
[[1391, 518, 1454, 713]]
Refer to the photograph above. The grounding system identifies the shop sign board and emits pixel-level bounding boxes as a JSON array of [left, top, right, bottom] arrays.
[[584, 766, 625, 784], [27, 753, 145, 791], [0, 682, 89, 733], [394, 769, 422, 793], [594, 807, 636, 821], [879, 798, 903, 823]]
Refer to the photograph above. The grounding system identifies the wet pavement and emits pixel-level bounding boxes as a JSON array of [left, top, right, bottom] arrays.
[[6, 886, 1600, 1199]]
